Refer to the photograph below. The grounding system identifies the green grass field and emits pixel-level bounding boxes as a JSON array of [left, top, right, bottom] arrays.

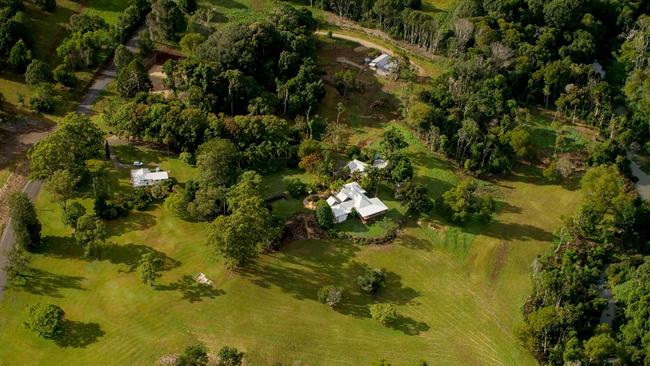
[[0, 111, 582, 365], [0, 15, 584, 366]]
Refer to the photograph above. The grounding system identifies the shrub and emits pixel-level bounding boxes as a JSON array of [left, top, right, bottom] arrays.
[[369, 303, 397, 325], [357, 268, 385, 294], [34, 0, 56, 11], [346, 145, 361, 158], [175, 343, 208, 366], [53, 64, 77, 87], [286, 178, 306, 198], [24, 303, 65, 339], [25, 59, 52, 85], [62, 201, 87, 229], [8, 39, 31, 73], [29, 83, 57, 113], [317, 285, 343, 307], [315, 200, 333, 229], [543, 160, 560, 182], [178, 151, 194, 164], [9, 192, 41, 251], [217, 346, 244, 366]]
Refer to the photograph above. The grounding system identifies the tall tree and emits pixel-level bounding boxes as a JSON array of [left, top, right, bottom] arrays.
[[8, 192, 41, 252], [116, 58, 152, 98]]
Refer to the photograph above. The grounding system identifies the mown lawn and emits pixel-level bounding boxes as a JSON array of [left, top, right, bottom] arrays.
[[0, 110, 582, 365]]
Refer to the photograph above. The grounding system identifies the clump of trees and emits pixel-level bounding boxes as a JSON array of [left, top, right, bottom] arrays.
[[518, 163, 650, 365], [357, 267, 385, 294], [437, 179, 494, 222], [174, 343, 245, 366], [208, 171, 282, 267]]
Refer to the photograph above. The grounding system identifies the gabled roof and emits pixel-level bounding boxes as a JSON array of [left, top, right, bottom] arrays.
[[328, 182, 388, 221], [346, 159, 368, 174]]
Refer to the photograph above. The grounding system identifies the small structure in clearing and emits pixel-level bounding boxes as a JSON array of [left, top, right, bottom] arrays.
[[369, 53, 397, 76], [130, 167, 169, 187], [345, 158, 388, 176], [327, 182, 388, 223]]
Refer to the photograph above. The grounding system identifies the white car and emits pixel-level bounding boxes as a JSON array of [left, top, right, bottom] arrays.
[[133, 161, 144, 166]]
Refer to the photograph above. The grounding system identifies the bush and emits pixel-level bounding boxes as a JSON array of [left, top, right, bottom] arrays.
[[8, 39, 31, 73], [318, 285, 343, 307], [369, 303, 397, 325], [346, 145, 361, 158], [53, 64, 77, 87], [62, 201, 87, 229], [175, 344, 208, 366], [543, 161, 560, 182], [286, 178, 306, 198], [25, 59, 52, 85], [217, 346, 244, 366], [29, 83, 57, 113], [34, 0, 56, 11], [24, 303, 64, 339], [357, 268, 385, 294], [178, 151, 194, 164], [315, 200, 333, 229]]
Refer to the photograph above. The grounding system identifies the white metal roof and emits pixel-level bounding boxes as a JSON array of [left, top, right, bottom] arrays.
[[329, 182, 388, 221]]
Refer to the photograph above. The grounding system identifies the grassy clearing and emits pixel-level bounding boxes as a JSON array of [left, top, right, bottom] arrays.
[[199, 0, 272, 24], [0, 26, 583, 366]]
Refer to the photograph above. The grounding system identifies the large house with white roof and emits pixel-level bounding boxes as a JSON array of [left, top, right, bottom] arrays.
[[326, 182, 389, 223], [130, 168, 169, 187]]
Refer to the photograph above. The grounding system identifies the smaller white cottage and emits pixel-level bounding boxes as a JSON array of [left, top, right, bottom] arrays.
[[369, 53, 397, 75], [130, 168, 169, 187], [346, 159, 368, 176], [327, 182, 388, 223]]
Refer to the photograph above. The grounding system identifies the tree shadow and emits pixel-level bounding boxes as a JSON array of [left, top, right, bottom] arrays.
[[41, 237, 181, 273], [105, 211, 158, 237], [103, 243, 182, 273], [55, 320, 104, 348], [215, 0, 247, 9], [155, 275, 225, 303], [465, 220, 555, 242], [388, 314, 430, 335], [11, 267, 86, 298]]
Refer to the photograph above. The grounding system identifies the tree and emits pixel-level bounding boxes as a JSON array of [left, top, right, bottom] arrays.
[[8, 39, 31, 73], [24, 303, 64, 339], [439, 179, 494, 222], [116, 58, 152, 98], [209, 172, 277, 267], [318, 285, 343, 307], [400, 181, 432, 215], [44, 170, 79, 209], [175, 344, 208, 366], [62, 201, 86, 229], [29, 83, 57, 113], [53, 64, 77, 87], [139, 252, 162, 286], [8, 192, 41, 252], [179, 33, 204, 55], [315, 200, 334, 229], [369, 303, 397, 325], [146, 0, 187, 42], [217, 346, 244, 366], [174, 344, 209, 366], [29, 113, 103, 179], [517, 306, 564, 361], [381, 127, 408, 156], [74, 214, 106, 258], [114, 44, 134, 71], [357, 268, 385, 294], [583, 332, 620, 365], [196, 138, 239, 187], [25, 59, 52, 85], [580, 165, 628, 215], [178, 0, 198, 13], [34, 0, 56, 12], [3, 244, 30, 281], [137, 30, 155, 57]]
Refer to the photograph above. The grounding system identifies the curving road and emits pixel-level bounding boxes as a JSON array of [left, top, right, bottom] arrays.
[[0, 31, 142, 301]]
